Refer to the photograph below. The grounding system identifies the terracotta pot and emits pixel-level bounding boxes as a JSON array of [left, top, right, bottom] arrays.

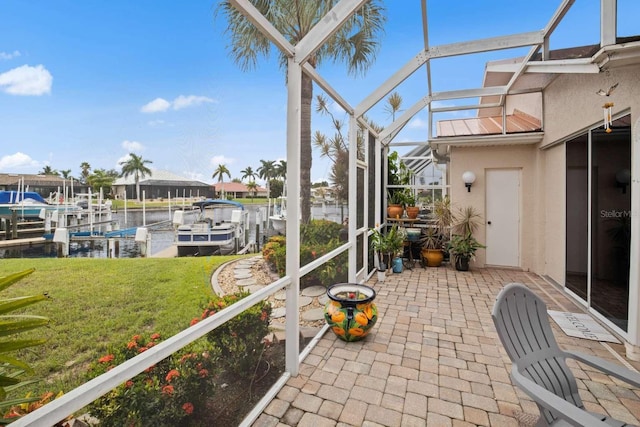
[[387, 204, 404, 219], [405, 206, 419, 219], [421, 248, 443, 267], [324, 283, 378, 342]]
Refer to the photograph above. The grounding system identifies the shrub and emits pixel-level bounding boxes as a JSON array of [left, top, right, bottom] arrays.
[[87, 333, 216, 427], [262, 220, 348, 287], [200, 293, 271, 378]]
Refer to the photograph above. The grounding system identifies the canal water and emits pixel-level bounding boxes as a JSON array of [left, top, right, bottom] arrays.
[[0, 202, 348, 259]]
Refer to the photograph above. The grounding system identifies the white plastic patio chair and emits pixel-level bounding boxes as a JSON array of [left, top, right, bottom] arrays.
[[492, 283, 640, 426]]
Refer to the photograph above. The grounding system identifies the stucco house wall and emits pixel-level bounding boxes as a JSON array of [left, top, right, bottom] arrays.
[[449, 144, 539, 271]]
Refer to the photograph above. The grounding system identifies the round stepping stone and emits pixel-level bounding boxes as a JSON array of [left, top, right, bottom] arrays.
[[301, 286, 326, 297], [299, 296, 313, 307], [274, 291, 286, 301], [236, 278, 257, 287], [318, 294, 329, 305], [234, 268, 252, 275], [271, 307, 286, 319], [234, 272, 252, 280], [301, 308, 325, 322]]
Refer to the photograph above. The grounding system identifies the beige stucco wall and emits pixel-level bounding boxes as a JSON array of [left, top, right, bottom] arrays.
[[449, 144, 540, 271], [541, 66, 640, 147], [543, 144, 565, 284]]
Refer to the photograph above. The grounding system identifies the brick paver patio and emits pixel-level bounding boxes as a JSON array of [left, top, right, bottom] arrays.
[[253, 266, 640, 426]]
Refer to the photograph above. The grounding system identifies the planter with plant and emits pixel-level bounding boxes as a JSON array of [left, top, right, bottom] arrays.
[[370, 224, 405, 272], [420, 227, 445, 267], [448, 233, 485, 271], [448, 205, 485, 271], [387, 190, 405, 219], [418, 196, 452, 267], [403, 191, 420, 219]]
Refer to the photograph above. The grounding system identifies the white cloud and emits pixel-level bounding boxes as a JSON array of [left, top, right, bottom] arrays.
[[115, 154, 132, 169], [0, 50, 21, 60], [147, 119, 165, 127], [173, 95, 214, 110], [121, 140, 144, 153], [210, 155, 234, 167], [141, 97, 170, 113], [0, 64, 52, 96], [141, 94, 215, 113], [0, 152, 39, 170], [408, 117, 427, 129]]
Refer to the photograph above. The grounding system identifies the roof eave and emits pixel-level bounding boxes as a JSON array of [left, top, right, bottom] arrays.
[[429, 131, 544, 149]]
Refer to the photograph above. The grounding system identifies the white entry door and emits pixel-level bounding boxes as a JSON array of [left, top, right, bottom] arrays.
[[485, 169, 520, 267]]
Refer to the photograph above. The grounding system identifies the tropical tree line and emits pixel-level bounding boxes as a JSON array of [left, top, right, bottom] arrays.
[[38, 154, 153, 201]]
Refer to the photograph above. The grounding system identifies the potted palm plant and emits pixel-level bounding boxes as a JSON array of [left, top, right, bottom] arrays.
[[448, 205, 485, 271], [420, 227, 444, 267], [419, 196, 452, 267]]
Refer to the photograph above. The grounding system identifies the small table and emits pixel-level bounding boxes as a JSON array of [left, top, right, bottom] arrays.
[[387, 217, 424, 269]]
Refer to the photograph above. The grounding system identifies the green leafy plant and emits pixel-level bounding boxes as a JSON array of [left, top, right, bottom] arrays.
[[0, 269, 50, 422], [262, 220, 348, 286], [88, 333, 216, 427], [201, 292, 271, 378], [369, 224, 405, 267], [420, 227, 443, 250], [447, 233, 486, 263]]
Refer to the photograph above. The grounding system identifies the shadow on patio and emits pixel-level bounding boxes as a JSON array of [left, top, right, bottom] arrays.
[[253, 266, 640, 427]]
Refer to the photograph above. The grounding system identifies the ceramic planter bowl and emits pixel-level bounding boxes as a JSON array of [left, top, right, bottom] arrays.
[[324, 283, 378, 342]]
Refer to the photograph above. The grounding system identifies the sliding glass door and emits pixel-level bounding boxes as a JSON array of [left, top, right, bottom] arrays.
[[566, 115, 631, 332]]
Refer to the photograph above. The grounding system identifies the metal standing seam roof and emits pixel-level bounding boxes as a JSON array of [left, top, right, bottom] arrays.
[[437, 109, 542, 138]]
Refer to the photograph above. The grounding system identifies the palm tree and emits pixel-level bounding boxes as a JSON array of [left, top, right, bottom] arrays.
[[384, 91, 403, 121], [212, 164, 231, 198], [79, 162, 91, 184], [218, 1, 386, 223], [60, 169, 72, 180], [40, 165, 59, 176], [246, 181, 258, 201], [240, 166, 256, 183], [257, 159, 276, 200], [88, 169, 116, 196], [119, 154, 153, 201], [274, 160, 287, 183]]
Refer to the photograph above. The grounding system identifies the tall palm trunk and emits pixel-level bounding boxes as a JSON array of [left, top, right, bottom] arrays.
[[300, 72, 313, 224]]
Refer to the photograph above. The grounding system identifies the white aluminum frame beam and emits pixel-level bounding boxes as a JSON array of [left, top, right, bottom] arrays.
[[228, 0, 295, 57], [379, 96, 430, 144], [426, 31, 544, 59], [431, 102, 501, 113], [303, 63, 354, 115], [486, 58, 600, 74], [601, 0, 617, 47], [296, 0, 368, 64]]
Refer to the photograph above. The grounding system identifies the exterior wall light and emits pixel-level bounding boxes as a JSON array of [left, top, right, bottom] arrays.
[[462, 171, 476, 192]]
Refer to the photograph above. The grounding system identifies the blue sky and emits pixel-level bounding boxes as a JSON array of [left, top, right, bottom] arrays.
[[1, 1, 639, 185]]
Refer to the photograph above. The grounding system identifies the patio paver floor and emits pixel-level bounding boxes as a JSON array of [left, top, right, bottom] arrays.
[[253, 266, 640, 427]]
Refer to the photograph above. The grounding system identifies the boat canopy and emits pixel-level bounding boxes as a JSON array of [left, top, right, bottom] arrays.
[[0, 191, 48, 204], [193, 199, 244, 210]]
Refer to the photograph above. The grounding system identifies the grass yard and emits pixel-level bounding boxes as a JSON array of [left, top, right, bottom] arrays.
[[0, 256, 244, 397]]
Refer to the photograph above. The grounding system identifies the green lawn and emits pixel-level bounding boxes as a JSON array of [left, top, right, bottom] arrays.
[[0, 256, 244, 396]]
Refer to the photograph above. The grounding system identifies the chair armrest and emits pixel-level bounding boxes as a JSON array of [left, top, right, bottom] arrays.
[[565, 350, 640, 389], [511, 366, 609, 426]]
